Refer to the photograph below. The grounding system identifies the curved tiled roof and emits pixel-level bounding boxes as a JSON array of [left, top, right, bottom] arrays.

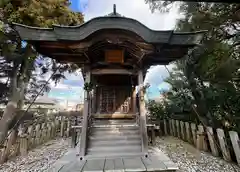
[[12, 15, 205, 45]]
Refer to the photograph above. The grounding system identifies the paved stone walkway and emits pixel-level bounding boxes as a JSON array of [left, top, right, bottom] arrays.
[[157, 137, 240, 172]]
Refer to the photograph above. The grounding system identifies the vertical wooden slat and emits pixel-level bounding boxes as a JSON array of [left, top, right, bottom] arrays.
[[27, 126, 33, 149], [163, 119, 168, 135], [191, 123, 197, 146], [151, 126, 156, 145], [35, 124, 41, 146], [66, 119, 71, 137], [0, 140, 8, 164], [180, 121, 185, 140], [171, 119, 176, 137], [79, 70, 91, 157], [20, 134, 28, 156], [51, 121, 56, 138], [169, 119, 173, 136], [176, 120, 180, 138], [196, 125, 208, 151], [138, 70, 148, 155], [229, 131, 240, 165], [11, 138, 20, 158], [206, 126, 219, 157], [185, 122, 191, 143], [47, 123, 52, 140], [60, 117, 65, 137], [41, 123, 46, 143], [216, 128, 231, 161]]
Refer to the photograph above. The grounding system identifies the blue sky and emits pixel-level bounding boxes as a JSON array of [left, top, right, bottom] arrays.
[[48, 0, 179, 105]]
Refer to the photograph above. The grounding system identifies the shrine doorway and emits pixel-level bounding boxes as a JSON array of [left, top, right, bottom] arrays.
[[97, 86, 132, 114]]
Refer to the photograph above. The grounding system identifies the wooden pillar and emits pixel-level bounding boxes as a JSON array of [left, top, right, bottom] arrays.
[[132, 86, 136, 114], [92, 87, 97, 114], [138, 70, 148, 155], [79, 70, 91, 158]]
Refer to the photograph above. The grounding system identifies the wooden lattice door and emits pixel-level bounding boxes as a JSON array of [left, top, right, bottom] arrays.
[[99, 87, 116, 113]]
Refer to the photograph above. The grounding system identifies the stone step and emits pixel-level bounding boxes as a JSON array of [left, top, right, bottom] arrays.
[[89, 139, 141, 147], [90, 129, 139, 136], [87, 145, 142, 156], [91, 125, 139, 130], [93, 120, 136, 126], [89, 134, 141, 142]]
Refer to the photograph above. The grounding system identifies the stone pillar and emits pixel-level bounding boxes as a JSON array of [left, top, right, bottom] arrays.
[[79, 70, 91, 158], [138, 70, 148, 155]]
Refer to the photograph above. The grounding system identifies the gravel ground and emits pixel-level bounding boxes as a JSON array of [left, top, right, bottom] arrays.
[[156, 136, 240, 172], [0, 138, 69, 172], [1, 136, 240, 172]]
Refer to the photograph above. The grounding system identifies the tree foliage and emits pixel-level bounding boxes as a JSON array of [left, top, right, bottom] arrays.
[[0, 0, 84, 144], [146, 1, 240, 131]]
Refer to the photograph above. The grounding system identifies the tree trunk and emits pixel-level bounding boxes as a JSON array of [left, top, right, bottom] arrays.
[[0, 101, 18, 144], [0, 46, 31, 144]]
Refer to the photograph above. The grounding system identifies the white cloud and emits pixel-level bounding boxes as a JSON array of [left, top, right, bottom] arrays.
[[145, 64, 174, 86], [84, 0, 180, 30]]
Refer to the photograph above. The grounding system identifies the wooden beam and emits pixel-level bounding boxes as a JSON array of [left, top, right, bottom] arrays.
[[91, 69, 137, 75], [138, 70, 148, 155], [79, 69, 91, 158]]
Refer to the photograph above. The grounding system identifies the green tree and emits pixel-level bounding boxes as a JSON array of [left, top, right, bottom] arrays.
[[0, 0, 84, 144], [146, 1, 240, 130]]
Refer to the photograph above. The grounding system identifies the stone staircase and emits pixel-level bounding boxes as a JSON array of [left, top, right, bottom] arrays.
[[86, 119, 142, 158]]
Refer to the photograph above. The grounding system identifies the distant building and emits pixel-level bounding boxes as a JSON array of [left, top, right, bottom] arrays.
[[24, 96, 62, 114]]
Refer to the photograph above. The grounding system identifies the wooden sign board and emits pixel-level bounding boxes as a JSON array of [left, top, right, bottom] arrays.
[[105, 50, 124, 63]]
